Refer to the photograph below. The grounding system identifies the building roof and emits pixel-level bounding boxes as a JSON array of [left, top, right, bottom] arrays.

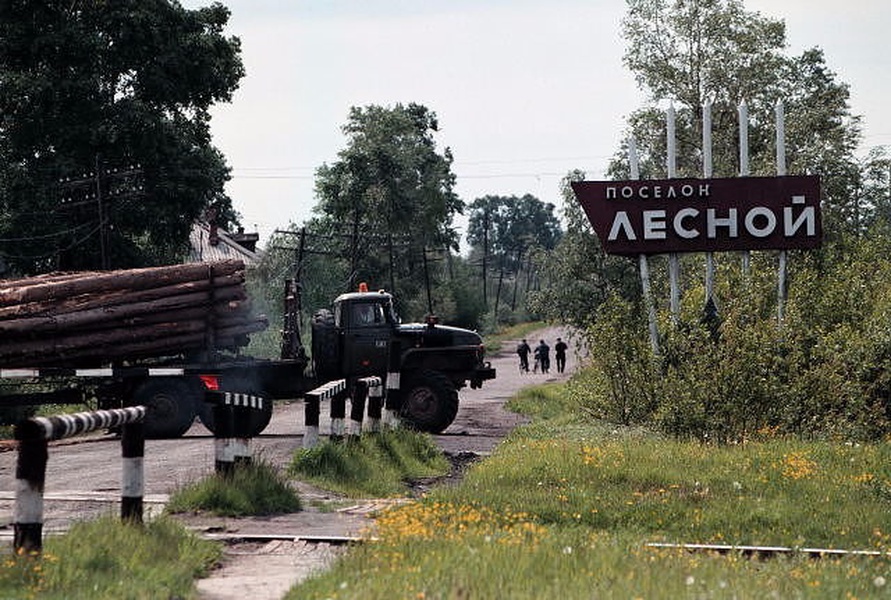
[[188, 221, 261, 264]]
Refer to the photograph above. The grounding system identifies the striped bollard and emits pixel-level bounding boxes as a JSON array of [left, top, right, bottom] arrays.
[[209, 390, 266, 474], [330, 385, 346, 442], [212, 401, 236, 476], [384, 340, 402, 428], [13, 406, 146, 553], [366, 377, 384, 433], [120, 421, 145, 522], [347, 379, 369, 438], [303, 379, 346, 449]]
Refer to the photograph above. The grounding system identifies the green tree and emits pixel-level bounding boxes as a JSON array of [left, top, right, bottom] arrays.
[[0, 0, 243, 273], [614, 0, 861, 243], [466, 194, 562, 320], [527, 172, 639, 328], [312, 103, 463, 317]]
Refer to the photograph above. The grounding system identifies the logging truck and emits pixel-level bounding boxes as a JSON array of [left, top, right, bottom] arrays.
[[0, 262, 495, 438]]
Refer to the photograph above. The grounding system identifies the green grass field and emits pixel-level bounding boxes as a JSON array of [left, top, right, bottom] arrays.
[[287, 385, 891, 599]]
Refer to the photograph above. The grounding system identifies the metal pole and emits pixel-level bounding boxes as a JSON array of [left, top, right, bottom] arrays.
[[703, 102, 716, 308], [667, 104, 680, 321], [630, 138, 660, 355], [739, 100, 751, 275], [776, 100, 788, 327]]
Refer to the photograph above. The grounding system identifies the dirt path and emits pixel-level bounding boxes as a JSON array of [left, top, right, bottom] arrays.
[[0, 325, 583, 599]]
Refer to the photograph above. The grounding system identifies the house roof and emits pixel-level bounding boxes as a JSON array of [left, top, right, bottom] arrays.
[[188, 221, 261, 264]]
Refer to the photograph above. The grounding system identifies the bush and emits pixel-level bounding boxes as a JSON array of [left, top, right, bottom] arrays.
[[578, 236, 891, 442]]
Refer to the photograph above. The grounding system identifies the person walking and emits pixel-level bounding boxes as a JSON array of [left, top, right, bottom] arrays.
[[555, 337, 568, 374], [534, 339, 550, 374], [516, 339, 531, 373]]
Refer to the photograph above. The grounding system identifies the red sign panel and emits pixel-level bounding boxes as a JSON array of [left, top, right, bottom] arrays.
[[571, 175, 821, 256]]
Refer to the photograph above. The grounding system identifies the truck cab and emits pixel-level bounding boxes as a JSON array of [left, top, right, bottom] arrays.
[[311, 284, 495, 433]]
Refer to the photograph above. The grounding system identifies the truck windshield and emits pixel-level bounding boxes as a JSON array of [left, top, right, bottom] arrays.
[[352, 302, 385, 327]]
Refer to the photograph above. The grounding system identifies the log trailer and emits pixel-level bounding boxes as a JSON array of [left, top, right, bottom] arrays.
[[0, 262, 495, 438]]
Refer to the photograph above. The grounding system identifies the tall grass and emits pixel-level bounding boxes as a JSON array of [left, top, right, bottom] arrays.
[[0, 516, 220, 600], [289, 429, 449, 497], [166, 458, 301, 516], [287, 383, 891, 599]]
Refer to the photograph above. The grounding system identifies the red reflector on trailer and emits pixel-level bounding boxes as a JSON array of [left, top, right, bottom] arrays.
[[199, 375, 220, 390]]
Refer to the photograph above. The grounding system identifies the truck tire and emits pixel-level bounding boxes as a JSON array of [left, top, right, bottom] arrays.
[[400, 370, 459, 434], [134, 378, 198, 439], [198, 379, 273, 437], [311, 308, 341, 383]]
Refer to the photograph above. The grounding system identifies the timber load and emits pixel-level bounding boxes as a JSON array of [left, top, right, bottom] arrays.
[[0, 260, 267, 367]]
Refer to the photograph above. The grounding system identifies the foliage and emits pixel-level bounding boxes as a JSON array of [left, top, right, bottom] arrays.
[[574, 233, 891, 442], [289, 429, 449, 498], [311, 103, 462, 318], [251, 219, 488, 330], [288, 385, 891, 599], [614, 0, 862, 243], [465, 193, 562, 324], [166, 458, 301, 517], [0, 516, 220, 599], [528, 171, 641, 329], [0, 1, 244, 273]]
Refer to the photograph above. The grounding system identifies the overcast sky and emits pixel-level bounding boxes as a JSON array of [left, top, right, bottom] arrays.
[[182, 0, 891, 247]]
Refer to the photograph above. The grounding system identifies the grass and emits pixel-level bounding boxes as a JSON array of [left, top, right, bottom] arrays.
[[286, 382, 891, 599], [0, 516, 220, 600], [289, 428, 450, 498], [166, 457, 301, 516]]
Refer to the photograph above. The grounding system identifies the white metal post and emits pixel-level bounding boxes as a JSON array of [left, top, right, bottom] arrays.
[[703, 102, 715, 306], [630, 138, 660, 355], [667, 104, 680, 321], [738, 100, 751, 275], [776, 100, 788, 326]]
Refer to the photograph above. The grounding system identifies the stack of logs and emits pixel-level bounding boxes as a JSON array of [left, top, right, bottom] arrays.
[[0, 260, 267, 367]]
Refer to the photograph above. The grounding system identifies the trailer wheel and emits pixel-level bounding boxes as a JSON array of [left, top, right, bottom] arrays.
[[198, 380, 272, 437], [311, 308, 341, 382], [400, 370, 459, 434], [134, 378, 198, 439]]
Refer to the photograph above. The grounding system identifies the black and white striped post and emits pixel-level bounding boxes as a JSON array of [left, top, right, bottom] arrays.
[[383, 340, 402, 428], [303, 379, 346, 449], [208, 391, 265, 475], [13, 406, 146, 553], [364, 376, 384, 433], [347, 376, 383, 437]]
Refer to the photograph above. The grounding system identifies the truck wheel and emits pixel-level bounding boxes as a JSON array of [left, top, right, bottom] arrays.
[[134, 378, 198, 439], [198, 380, 272, 437], [400, 370, 459, 434], [311, 308, 340, 383]]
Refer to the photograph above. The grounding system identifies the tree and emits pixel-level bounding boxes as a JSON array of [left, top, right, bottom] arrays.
[[312, 103, 463, 316], [0, 1, 243, 273], [466, 194, 562, 320], [527, 172, 639, 328], [614, 0, 861, 243]]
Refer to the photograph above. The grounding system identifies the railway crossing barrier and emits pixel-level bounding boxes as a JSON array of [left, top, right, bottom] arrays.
[[204, 390, 265, 475], [12, 406, 146, 554], [303, 376, 394, 449]]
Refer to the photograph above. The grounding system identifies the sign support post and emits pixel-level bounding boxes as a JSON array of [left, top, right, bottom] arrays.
[[739, 100, 751, 275], [667, 105, 680, 322], [776, 100, 788, 326], [629, 138, 660, 355], [702, 102, 716, 309]]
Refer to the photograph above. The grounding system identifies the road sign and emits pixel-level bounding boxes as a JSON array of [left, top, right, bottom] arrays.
[[571, 175, 821, 255]]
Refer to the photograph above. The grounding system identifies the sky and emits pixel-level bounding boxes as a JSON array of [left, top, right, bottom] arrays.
[[181, 0, 891, 248]]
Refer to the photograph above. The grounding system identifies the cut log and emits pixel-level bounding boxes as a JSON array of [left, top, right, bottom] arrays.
[[0, 260, 243, 307], [0, 260, 267, 367]]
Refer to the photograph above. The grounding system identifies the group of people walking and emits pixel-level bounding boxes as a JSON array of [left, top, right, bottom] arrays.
[[516, 337, 568, 374]]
